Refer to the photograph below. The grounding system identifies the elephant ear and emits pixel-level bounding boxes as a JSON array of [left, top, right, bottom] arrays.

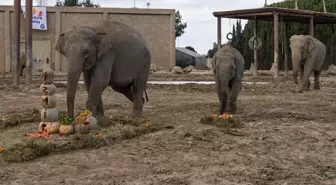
[[55, 32, 67, 56], [96, 31, 112, 59], [306, 37, 315, 53]]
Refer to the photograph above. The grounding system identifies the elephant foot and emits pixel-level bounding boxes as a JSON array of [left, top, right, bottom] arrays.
[[299, 87, 309, 93], [131, 110, 143, 118], [314, 85, 320, 90], [96, 115, 108, 127], [225, 103, 237, 114]]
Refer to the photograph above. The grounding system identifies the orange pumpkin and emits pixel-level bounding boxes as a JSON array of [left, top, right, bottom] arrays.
[[41, 68, 54, 85], [41, 95, 57, 109], [39, 122, 60, 134], [40, 84, 56, 95], [74, 109, 97, 134], [59, 125, 74, 135]]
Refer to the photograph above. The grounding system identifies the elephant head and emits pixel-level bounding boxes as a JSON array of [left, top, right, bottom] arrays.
[[212, 53, 236, 114], [289, 35, 315, 84], [55, 26, 112, 118]]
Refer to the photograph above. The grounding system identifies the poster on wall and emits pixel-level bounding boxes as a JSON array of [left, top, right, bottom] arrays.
[[21, 6, 48, 31]]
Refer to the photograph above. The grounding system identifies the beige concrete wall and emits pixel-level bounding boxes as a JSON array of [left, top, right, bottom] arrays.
[[0, 6, 175, 73]]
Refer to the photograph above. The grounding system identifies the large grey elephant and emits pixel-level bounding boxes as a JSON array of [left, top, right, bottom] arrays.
[[55, 20, 151, 120], [289, 34, 326, 91], [211, 44, 245, 114]]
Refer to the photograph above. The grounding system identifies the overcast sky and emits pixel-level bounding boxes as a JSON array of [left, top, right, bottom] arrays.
[[1, 0, 282, 54]]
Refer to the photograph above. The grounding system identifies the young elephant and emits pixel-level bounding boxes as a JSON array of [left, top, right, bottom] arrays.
[[211, 44, 245, 114], [289, 34, 326, 91]]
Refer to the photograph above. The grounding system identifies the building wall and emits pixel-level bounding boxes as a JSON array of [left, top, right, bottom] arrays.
[[0, 6, 175, 73]]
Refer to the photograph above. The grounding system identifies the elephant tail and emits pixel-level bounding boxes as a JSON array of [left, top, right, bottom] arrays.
[[144, 89, 149, 102]]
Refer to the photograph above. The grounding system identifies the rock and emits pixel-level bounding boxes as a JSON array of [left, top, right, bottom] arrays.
[[172, 66, 183, 74], [150, 64, 166, 73], [150, 64, 157, 73], [157, 65, 166, 72], [183, 65, 195, 74]]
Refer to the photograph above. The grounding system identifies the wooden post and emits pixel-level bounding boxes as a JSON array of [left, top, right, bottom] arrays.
[[283, 22, 288, 76], [273, 13, 279, 78], [217, 17, 222, 50], [253, 18, 258, 77], [13, 0, 21, 86], [25, 0, 33, 84], [309, 17, 315, 37]]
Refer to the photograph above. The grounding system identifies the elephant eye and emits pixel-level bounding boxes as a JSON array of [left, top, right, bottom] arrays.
[[83, 49, 89, 54]]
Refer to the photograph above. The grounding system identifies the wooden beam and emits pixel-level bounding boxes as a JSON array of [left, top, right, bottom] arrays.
[[309, 17, 315, 37], [217, 17, 221, 50], [283, 22, 288, 76], [25, 0, 33, 84], [273, 13, 279, 78], [13, 0, 21, 86]]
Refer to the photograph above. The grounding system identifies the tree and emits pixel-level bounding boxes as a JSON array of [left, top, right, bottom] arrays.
[[55, 0, 100, 7], [175, 10, 187, 38], [185, 46, 197, 53]]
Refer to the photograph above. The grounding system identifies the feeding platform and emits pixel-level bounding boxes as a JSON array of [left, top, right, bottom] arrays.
[[213, 7, 336, 78]]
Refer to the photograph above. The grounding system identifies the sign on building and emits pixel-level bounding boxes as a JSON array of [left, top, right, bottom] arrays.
[[21, 6, 48, 31]]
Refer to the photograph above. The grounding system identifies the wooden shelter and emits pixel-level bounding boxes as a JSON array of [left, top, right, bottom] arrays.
[[213, 7, 336, 78]]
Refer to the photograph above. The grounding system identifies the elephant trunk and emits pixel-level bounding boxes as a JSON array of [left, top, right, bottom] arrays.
[[291, 50, 301, 84], [66, 58, 83, 119], [219, 72, 229, 114], [220, 90, 228, 115]]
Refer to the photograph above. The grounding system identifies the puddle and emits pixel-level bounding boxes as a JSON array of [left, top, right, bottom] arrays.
[[54, 80, 269, 85]]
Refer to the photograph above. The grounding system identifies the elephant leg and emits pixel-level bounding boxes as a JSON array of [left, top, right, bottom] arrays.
[[20, 67, 24, 76], [301, 62, 313, 91], [215, 78, 222, 105], [314, 71, 321, 90], [131, 84, 145, 118], [298, 65, 304, 85], [86, 58, 112, 117], [84, 71, 104, 117], [226, 79, 241, 114]]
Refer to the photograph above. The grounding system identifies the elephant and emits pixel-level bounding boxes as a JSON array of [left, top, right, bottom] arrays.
[[289, 34, 326, 91], [211, 44, 245, 114], [55, 20, 151, 120]]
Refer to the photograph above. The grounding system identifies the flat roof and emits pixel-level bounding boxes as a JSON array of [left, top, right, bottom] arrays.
[[213, 7, 336, 24]]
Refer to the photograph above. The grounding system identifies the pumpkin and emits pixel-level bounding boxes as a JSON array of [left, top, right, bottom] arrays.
[[74, 109, 98, 134], [41, 68, 54, 84], [41, 95, 57, 109], [39, 122, 60, 134], [40, 84, 56, 95], [40, 108, 59, 122], [59, 116, 74, 135], [59, 125, 74, 135]]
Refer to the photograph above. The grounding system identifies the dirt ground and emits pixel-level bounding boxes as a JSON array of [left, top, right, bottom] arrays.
[[0, 71, 336, 185]]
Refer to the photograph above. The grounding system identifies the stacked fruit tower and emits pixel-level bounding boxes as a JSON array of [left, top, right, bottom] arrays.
[[38, 68, 60, 134]]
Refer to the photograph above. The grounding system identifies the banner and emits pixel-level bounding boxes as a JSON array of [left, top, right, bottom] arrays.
[[21, 6, 48, 31]]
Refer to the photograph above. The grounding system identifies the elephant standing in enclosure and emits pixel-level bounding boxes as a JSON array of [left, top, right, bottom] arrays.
[[289, 34, 326, 91], [211, 44, 245, 114], [55, 20, 151, 120]]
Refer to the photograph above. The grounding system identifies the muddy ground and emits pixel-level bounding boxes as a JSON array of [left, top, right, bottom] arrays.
[[0, 71, 336, 185]]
